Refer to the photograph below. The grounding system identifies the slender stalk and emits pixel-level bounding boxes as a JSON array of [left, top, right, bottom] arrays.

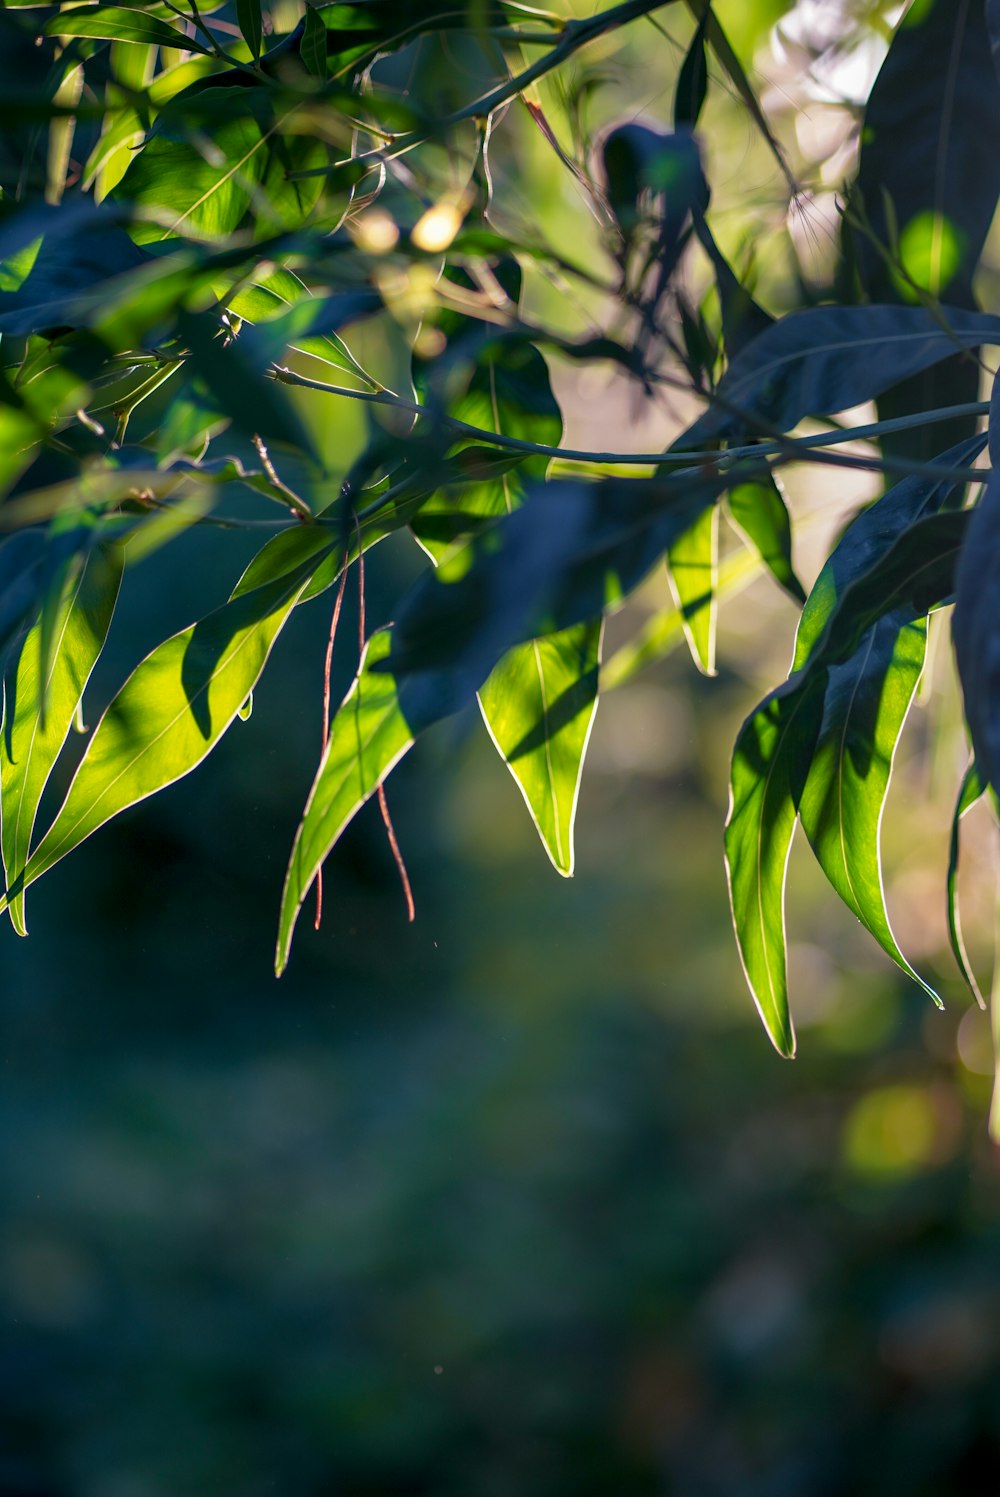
[[271, 367, 990, 480]]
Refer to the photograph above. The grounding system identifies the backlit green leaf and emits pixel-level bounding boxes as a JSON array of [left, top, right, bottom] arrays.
[[2, 528, 335, 910], [727, 474, 804, 604], [1, 544, 122, 936], [111, 86, 328, 242], [665, 502, 718, 674], [44, 6, 212, 53], [798, 615, 938, 1004], [947, 760, 987, 1008], [725, 676, 825, 1057], [275, 627, 420, 975], [478, 620, 603, 877]]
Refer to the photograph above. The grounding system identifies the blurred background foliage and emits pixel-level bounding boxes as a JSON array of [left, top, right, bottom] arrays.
[[5, 0, 1000, 1493]]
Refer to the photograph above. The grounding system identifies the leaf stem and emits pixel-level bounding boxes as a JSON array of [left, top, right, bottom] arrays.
[[270, 368, 989, 481]]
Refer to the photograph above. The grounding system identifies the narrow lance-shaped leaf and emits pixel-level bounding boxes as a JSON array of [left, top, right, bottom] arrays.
[[727, 474, 805, 604], [674, 304, 1000, 449], [301, 5, 328, 77], [386, 472, 729, 717], [954, 469, 1000, 795], [43, 6, 213, 52], [276, 628, 421, 975], [1, 545, 122, 936], [845, 0, 1000, 462], [947, 760, 988, 1008], [478, 621, 603, 877], [795, 433, 987, 670], [674, 0, 710, 127], [665, 502, 718, 674], [413, 281, 604, 877], [797, 615, 939, 1004], [725, 676, 826, 1057], [236, 0, 263, 63], [1, 529, 335, 911]]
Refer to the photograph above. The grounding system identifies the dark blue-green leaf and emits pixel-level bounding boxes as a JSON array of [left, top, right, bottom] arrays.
[[675, 306, 1000, 449]]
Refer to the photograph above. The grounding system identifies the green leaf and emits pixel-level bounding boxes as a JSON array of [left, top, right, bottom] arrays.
[[478, 620, 603, 877], [727, 474, 804, 603], [954, 469, 1000, 793], [795, 432, 987, 670], [845, 0, 1000, 461], [44, 6, 213, 52], [675, 1, 710, 127], [0, 544, 122, 936], [725, 676, 826, 1057], [1, 529, 335, 911], [947, 760, 987, 1008], [236, 0, 263, 62], [301, 5, 328, 77], [111, 85, 328, 242], [275, 627, 420, 975], [411, 284, 605, 878], [387, 472, 729, 721], [665, 502, 718, 674], [798, 615, 938, 1005], [676, 305, 1000, 449], [602, 546, 761, 690]]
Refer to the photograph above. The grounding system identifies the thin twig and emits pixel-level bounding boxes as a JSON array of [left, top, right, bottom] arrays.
[[377, 782, 416, 922], [271, 368, 990, 477], [251, 435, 314, 521]]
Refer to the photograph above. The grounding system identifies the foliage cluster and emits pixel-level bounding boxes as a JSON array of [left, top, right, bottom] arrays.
[[3, 0, 1000, 1092]]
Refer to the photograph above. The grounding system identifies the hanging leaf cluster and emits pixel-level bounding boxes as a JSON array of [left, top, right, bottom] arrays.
[[2, 0, 1000, 1106]]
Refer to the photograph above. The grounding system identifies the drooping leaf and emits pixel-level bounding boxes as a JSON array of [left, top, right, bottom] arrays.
[[44, 6, 213, 53], [794, 432, 987, 669], [1, 528, 336, 910], [692, 212, 774, 360], [674, 1, 710, 127], [0, 544, 122, 936], [478, 620, 603, 877], [387, 471, 730, 723], [301, 5, 328, 77], [411, 276, 605, 876], [947, 760, 988, 1007], [727, 474, 804, 603], [602, 546, 761, 690], [725, 675, 826, 1057], [849, 0, 1000, 305], [954, 468, 1000, 793], [275, 627, 422, 975], [798, 614, 938, 1004], [236, 0, 263, 63], [675, 305, 1000, 449], [665, 501, 718, 673], [844, 0, 1000, 461]]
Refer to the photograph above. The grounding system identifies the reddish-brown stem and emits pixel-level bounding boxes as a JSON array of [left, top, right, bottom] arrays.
[[377, 782, 416, 923]]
